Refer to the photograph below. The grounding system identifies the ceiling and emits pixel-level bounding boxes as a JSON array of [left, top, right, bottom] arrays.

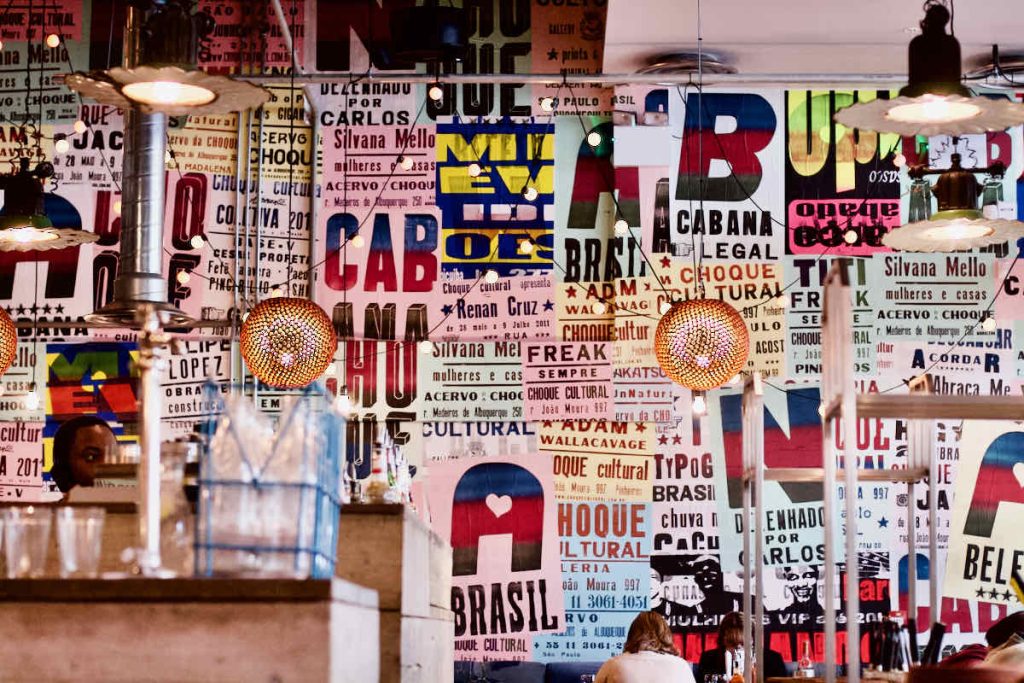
[[603, 0, 1024, 79]]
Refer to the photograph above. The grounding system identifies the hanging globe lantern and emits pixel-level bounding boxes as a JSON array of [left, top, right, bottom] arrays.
[[240, 297, 337, 389], [654, 299, 750, 391], [0, 307, 16, 376]]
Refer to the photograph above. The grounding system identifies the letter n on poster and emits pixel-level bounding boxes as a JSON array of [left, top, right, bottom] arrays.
[[427, 452, 564, 661]]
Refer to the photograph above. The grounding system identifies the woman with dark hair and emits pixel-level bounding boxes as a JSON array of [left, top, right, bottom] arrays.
[[596, 611, 695, 683], [695, 612, 788, 682], [50, 416, 117, 493]]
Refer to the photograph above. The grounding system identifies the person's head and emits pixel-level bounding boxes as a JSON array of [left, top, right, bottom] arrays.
[[691, 554, 724, 595], [51, 416, 117, 493], [623, 611, 678, 656], [718, 612, 744, 652], [779, 565, 820, 604]]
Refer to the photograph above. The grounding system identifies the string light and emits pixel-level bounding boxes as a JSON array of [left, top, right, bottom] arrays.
[[428, 84, 444, 102], [728, 374, 742, 386], [270, 287, 283, 298], [176, 271, 190, 285], [692, 393, 707, 416], [45, 34, 60, 48], [843, 229, 859, 245], [519, 238, 534, 254], [326, 362, 337, 376], [73, 120, 87, 135], [113, 200, 122, 216], [398, 155, 414, 171], [587, 130, 602, 147], [893, 153, 907, 168], [593, 300, 606, 315], [190, 235, 205, 249], [333, 390, 354, 414], [25, 385, 40, 411], [54, 135, 69, 154], [0, 40, 4, 52], [467, 162, 482, 177], [776, 293, 791, 308], [659, 300, 673, 315], [419, 340, 434, 354], [818, 403, 826, 418], [521, 185, 539, 201], [614, 219, 629, 237], [540, 97, 555, 112], [350, 234, 365, 248], [483, 269, 499, 284], [981, 314, 997, 332]]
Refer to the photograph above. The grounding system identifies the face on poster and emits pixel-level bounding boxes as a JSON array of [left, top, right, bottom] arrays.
[[427, 451, 564, 661]]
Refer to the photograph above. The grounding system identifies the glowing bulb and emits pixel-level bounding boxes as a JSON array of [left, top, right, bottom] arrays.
[[483, 269, 499, 284], [776, 293, 790, 308], [25, 390, 40, 411], [467, 162, 482, 177], [334, 392, 353, 414], [520, 239, 534, 254], [593, 300, 606, 315], [981, 315, 997, 332], [818, 403, 825, 418], [728, 374, 741, 386], [176, 270, 190, 285], [350, 234, 365, 248], [398, 155, 413, 171], [241, 311, 249, 323], [893, 153, 906, 168], [659, 301, 672, 315], [522, 185, 539, 201], [540, 97, 555, 112], [419, 340, 434, 354], [54, 136, 69, 153], [190, 235, 205, 249], [121, 81, 216, 107], [73, 119, 87, 134], [887, 96, 980, 124], [270, 287, 283, 298], [691, 394, 707, 416], [326, 362, 337, 376], [587, 131, 602, 147], [923, 222, 994, 242], [279, 352, 294, 367], [843, 229, 858, 245], [428, 84, 444, 102], [0, 40, 4, 51], [113, 200, 122, 216], [46, 33, 60, 48], [165, 149, 173, 164], [613, 219, 629, 237]]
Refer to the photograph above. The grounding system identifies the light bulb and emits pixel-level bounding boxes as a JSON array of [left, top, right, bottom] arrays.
[[350, 234, 365, 248], [887, 96, 980, 124], [25, 390, 40, 411], [659, 301, 673, 315], [540, 97, 555, 112], [398, 155, 414, 171], [728, 374, 742, 385], [0, 40, 5, 51], [176, 270, 191, 285], [241, 311, 249, 323], [326, 362, 337, 376], [113, 200, 122, 216], [73, 119, 87, 134], [818, 403, 825, 418], [519, 239, 534, 254], [614, 219, 629, 237], [468, 162, 482, 177], [776, 293, 790, 308], [190, 235, 205, 249], [981, 315, 997, 332], [419, 340, 434, 354], [893, 153, 906, 168], [46, 33, 60, 48], [843, 229, 858, 245], [692, 394, 707, 416], [428, 84, 444, 102], [483, 269, 499, 284], [522, 185, 539, 201], [54, 136, 69, 153], [334, 392, 353, 414], [270, 287, 283, 298], [593, 300, 606, 315], [587, 130, 602, 147]]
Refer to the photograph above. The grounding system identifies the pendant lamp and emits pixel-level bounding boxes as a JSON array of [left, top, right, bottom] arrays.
[[834, 2, 1024, 136], [240, 296, 337, 389], [0, 307, 16, 376], [64, 0, 269, 116], [654, 299, 750, 391], [883, 151, 1024, 252], [0, 159, 99, 251]]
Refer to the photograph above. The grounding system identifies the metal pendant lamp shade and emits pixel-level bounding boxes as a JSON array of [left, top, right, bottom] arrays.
[[834, 3, 1024, 135], [240, 297, 337, 389], [0, 307, 17, 376], [64, 1, 270, 115], [0, 159, 100, 251], [654, 299, 750, 391]]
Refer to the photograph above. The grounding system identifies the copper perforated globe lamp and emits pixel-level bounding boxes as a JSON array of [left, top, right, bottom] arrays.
[[654, 299, 750, 391], [0, 307, 17, 376], [240, 297, 337, 389]]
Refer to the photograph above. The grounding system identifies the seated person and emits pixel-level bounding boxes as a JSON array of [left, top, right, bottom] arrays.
[[596, 611, 695, 683], [695, 612, 787, 681], [50, 416, 117, 493]]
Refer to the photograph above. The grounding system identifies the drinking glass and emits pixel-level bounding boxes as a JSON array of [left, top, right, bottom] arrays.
[[579, 676, 595, 683], [55, 507, 106, 578], [3, 507, 53, 578]]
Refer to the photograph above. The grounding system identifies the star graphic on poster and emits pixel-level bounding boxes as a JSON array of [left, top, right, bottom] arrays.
[[42, 304, 51, 314], [29, 304, 38, 314], [1003, 590, 1013, 602], [878, 517, 889, 528], [658, 435, 668, 445], [55, 304, 65, 314], [441, 304, 454, 316], [543, 300, 554, 311], [3, 306, 10, 314], [672, 435, 682, 445], [989, 588, 1000, 600], [565, 286, 577, 299], [976, 588, 987, 598], [15, 305, 25, 315], [542, 420, 553, 428], [547, 48, 558, 61], [659, 256, 671, 268], [635, 422, 646, 432], [644, 282, 652, 291]]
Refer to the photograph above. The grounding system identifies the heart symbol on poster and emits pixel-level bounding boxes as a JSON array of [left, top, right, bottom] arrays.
[[486, 493, 513, 518], [1014, 462, 1024, 489]]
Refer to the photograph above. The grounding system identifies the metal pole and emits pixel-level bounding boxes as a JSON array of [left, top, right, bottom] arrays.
[[136, 306, 169, 574]]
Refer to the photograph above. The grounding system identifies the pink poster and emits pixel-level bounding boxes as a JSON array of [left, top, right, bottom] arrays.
[[427, 452, 565, 661], [522, 341, 614, 421]]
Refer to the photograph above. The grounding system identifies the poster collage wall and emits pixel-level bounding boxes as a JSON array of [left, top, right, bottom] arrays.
[[0, 0, 1022, 667]]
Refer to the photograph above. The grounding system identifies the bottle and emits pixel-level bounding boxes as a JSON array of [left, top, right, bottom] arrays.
[[363, 430, 391, 504], [728, 649, 744, 683], [798, 640, 815, 678]]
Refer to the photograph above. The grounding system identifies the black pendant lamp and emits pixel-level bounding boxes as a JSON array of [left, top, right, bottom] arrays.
[[0, 159, 100, 251], [835, 2, 1024, 136]]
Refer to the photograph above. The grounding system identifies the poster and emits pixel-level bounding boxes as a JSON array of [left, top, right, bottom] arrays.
[[427, 451, 564, 661], [0, 422, 52, 502], [433, 273, 556, 342], [522, 341, 613, 421], [539, 419, 654, 502], [419, 341, 524, 422]]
